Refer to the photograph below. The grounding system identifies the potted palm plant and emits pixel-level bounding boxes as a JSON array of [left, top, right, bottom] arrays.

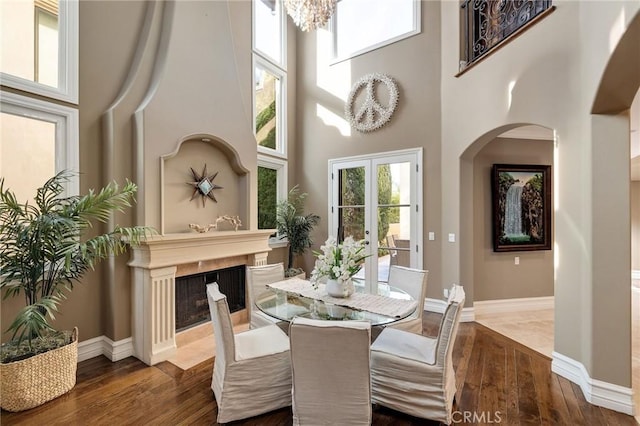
[[0, 171, 151, 411], [276, 186, 320, 278]]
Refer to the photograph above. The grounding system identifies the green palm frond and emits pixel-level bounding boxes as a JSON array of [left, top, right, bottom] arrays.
[[0, 172, 154, 345], [6, 297, 60, 350]]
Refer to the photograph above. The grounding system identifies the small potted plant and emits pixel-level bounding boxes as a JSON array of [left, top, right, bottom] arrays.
[[275, 185, 320, 278], [0, 171, 151, 411]]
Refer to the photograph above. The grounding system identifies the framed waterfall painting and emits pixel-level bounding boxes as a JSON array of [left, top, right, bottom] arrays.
[[491, 164, 552, 252]]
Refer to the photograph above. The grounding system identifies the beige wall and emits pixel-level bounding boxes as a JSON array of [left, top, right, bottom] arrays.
[[442, 0, 640, 387], [2, 0, 639, 394], [633, 181, 640, 272], [294, 1, 442, 299], [473, 137, 554, 301]]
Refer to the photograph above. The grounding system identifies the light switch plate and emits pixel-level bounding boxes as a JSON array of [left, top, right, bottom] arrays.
[[448, 233, 456, 243], [428, 232, 435, 241]]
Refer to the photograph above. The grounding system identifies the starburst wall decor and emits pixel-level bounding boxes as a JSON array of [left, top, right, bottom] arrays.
[[187, 164, 223, 207]]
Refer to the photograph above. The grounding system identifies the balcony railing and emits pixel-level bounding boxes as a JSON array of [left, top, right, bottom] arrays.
[[460, 0, 553, 72]]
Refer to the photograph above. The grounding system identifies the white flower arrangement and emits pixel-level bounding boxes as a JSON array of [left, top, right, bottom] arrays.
[[344, 73, 399, 133], [309, 236, 369, 289]]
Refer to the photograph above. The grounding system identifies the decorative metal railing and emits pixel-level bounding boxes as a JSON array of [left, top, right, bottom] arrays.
[[460, 0, 552, 70]]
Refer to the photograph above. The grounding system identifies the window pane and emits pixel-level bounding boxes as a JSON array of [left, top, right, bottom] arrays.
[[338, 206, 365, 241], [255, 66, 279, 150], [1, 0, 59, 88], [258, 166, 278, 229], [339, 167, 365, 206], [0, 112, 56, 204], [36, 8, 59, 87], [335, 0, 417, 59], [254, 0, 281, 64]]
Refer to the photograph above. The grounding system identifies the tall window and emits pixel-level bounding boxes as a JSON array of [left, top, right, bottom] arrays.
[[331, 0, 420, 63], [0, 0, 79, 197], [253, 0, 288, 233], [0, 92, 79, 201], [0, 0, 78, 103]]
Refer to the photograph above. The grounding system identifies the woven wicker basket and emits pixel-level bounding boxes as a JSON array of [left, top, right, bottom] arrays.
[[0, 327, 78, 412]]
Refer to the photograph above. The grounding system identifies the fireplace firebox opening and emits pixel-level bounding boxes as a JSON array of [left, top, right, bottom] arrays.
[[175, 265, 246, 332]]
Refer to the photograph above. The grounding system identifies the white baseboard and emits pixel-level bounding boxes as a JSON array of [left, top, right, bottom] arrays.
[[424, 298, 475, 322], [78, 335, 134, 363], [633, 270, 640, 280], [552, 351, 635, 415], [474, 296, 554, 316]]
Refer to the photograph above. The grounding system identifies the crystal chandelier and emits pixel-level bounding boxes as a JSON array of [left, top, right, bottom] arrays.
[[284, 0, 337, 32]]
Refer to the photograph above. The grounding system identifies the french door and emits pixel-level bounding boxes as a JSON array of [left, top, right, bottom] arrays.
[[328, 149, 422, 294]]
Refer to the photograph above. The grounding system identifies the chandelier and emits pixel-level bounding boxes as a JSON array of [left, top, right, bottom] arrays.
[[284, 0, 338, 32]]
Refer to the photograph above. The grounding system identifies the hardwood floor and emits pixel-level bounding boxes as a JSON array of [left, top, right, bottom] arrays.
[[2, 314, 637, 426]]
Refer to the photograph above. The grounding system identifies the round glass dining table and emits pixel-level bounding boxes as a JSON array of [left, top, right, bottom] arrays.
[[254, 280, 415, 326]]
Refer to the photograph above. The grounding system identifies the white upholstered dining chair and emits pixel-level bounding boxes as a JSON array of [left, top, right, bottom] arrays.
[[206, 283, 292, 424], [385, 265, 428, 334], [370, 284, 465, 425], [289, 317, 372, 426], [246, 263, 285, 329]]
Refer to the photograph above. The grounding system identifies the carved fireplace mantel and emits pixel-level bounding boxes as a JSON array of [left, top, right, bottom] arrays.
[[129, 230, 273, 365]]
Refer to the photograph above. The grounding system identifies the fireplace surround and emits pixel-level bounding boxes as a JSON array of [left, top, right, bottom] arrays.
[[128, 230, 272, 365]]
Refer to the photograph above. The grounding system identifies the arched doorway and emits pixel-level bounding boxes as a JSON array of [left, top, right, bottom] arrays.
[[460, 124, 556, 357], [590, 11, 640, 419]]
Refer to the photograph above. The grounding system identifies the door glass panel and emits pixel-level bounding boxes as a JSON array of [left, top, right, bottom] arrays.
[[337, 206, 365, 241], [0, 112, 56, 203], [338, 167, 366, 241]]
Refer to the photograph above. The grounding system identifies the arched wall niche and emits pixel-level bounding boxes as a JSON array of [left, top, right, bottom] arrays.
[[160, 133, 249, 234]]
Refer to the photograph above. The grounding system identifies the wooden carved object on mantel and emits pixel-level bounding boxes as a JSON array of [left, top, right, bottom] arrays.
[[188, 215, 243, 233]]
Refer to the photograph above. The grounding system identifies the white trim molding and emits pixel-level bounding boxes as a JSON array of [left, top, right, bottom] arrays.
[[78, 335, 134, 363], [552, 351, 635, 415], [474, 296, 554, 316]]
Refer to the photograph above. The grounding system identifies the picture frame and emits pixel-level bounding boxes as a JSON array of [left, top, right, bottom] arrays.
[[491, 164, 552, 252]]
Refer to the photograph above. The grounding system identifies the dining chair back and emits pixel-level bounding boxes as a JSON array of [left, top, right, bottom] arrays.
[[386, 265, 428, 334], [206, 282, 292, 423], [289, 317, 372, 426], [370, 284, 465, 424], [246, 263, 285, 328]]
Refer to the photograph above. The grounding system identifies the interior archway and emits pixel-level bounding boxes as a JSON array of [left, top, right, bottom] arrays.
[[460, 124, 556, 356], [590, 10, 640, 419]]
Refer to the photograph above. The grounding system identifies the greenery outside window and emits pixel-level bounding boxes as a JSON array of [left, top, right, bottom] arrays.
[[254, 58, 286, 156], [258, 157, 287, 242]]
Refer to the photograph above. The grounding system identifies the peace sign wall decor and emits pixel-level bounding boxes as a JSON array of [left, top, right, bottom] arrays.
[[345, 73, 399, 133]]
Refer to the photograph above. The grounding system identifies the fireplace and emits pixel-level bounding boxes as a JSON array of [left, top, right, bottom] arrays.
[[175, 265, 246, 332], [129, 230, 273, 365]]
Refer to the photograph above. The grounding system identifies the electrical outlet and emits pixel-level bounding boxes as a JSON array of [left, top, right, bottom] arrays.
[[515, 256, 520, 265], [428, 232, 435, 241], [448, 233, 456, 243], [443, 288, 449, 298]]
